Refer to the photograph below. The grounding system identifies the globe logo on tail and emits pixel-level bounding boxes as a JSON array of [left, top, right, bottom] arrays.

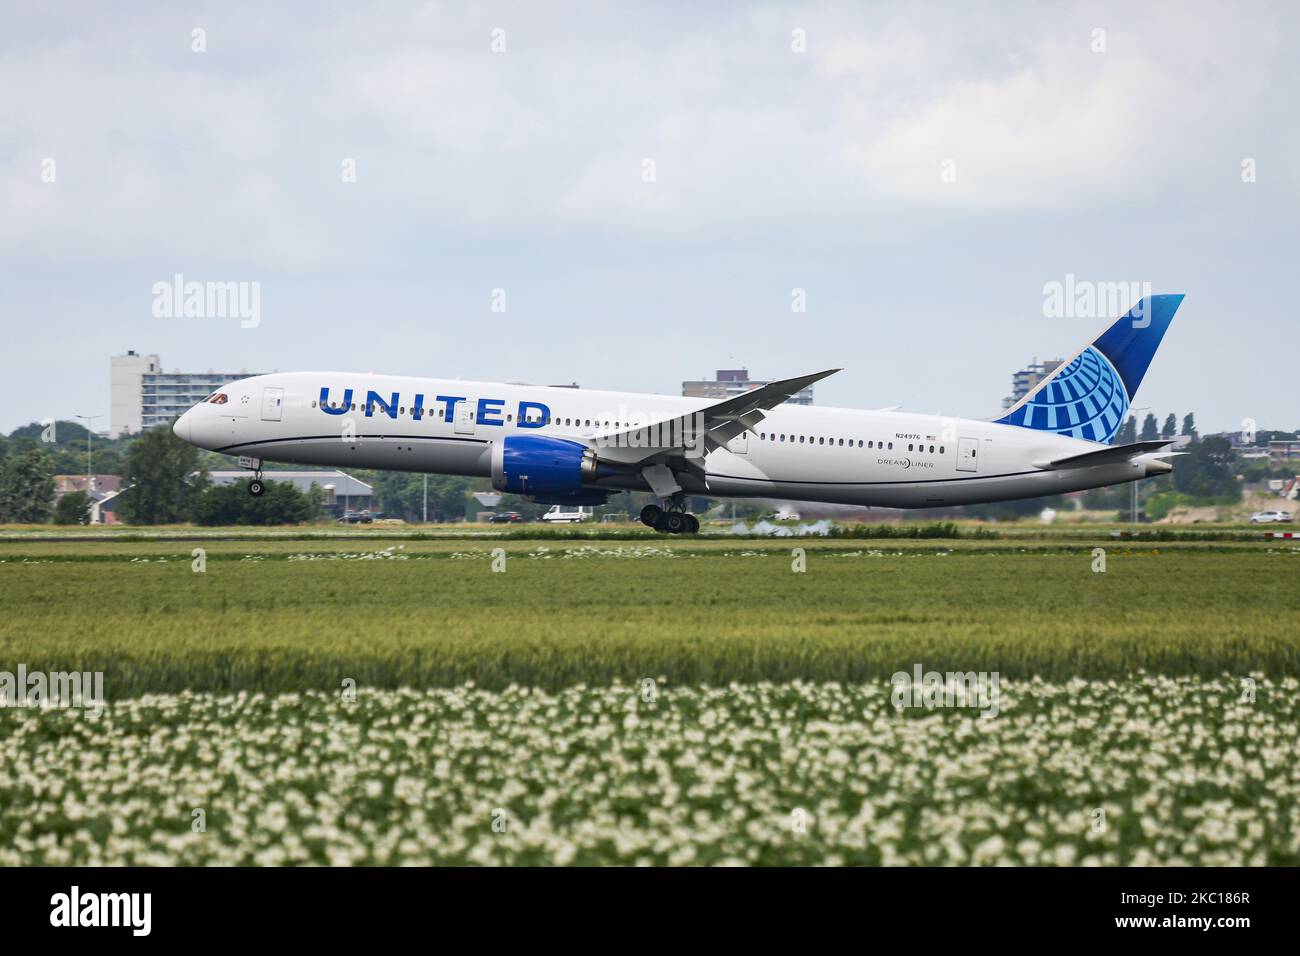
[[999, 346, 1129, 444]]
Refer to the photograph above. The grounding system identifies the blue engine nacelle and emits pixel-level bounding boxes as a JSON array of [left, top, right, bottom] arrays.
[[491, 435, 602, 498]]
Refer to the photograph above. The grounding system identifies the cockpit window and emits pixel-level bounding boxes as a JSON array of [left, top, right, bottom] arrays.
[[207, 392, 229, 405]]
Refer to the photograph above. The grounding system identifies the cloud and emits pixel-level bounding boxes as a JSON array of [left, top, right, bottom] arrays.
[[0, 1, 1293, 263]]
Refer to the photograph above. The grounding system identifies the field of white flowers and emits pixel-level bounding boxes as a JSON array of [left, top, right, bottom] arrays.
[[1, 675, 1295, 866]]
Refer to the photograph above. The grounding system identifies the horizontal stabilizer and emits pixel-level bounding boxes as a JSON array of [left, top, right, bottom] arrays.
[[1036, 439, 1179, 471]]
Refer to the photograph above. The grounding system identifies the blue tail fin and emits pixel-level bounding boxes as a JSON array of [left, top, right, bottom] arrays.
[[995, 294, 1183, 444]]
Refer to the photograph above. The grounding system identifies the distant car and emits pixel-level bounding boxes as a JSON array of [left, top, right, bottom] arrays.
[[1249, 510, 1294, 524], [489, 511, 524, 523], [338, 511, 373, 524], [541, 505, 591, 523]]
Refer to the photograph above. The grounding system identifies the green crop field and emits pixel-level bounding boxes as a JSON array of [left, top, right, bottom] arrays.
[[2, 538, 1298, 692], [2, 534, 1299, 865]]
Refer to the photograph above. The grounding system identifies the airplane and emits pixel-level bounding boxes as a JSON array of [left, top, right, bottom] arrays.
[[173, 295, 1184, 533]]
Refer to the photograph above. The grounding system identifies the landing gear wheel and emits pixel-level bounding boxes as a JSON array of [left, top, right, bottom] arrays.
[[248, 479, 265, 497], [645, 495, 697, 534]]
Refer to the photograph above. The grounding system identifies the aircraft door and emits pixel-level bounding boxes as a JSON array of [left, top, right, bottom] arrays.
[[261, 387, 284, 422], [454, 401, 476, 435], [957, 437, 978, 472]]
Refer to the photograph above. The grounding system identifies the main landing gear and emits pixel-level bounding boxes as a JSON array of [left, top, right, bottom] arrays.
[[640, 498, 699, 534]]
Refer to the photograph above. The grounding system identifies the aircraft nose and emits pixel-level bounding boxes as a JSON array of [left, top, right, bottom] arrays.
[[173, 409, 191, 443]]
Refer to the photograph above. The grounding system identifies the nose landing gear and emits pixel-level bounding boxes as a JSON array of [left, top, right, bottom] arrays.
[[239, 456, 266, 496], [640, 499, 699, 534]]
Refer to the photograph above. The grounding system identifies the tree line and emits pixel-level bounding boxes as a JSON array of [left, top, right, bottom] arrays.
[[0, 421, 512, 525], [1, 412, 1293, 525], [0, 426, 321, 525]]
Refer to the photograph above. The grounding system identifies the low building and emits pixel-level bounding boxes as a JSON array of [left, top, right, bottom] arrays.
[[1268, 440, 1300, 466], [91, 490, 124, 525], [53, 475, 124, 501], [682, 369, 814, 405], [52, 475, 126, 524], [207, 470, 375, 514]]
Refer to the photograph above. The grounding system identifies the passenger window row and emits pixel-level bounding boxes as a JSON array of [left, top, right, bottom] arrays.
[[309, 400, 947, 454], [312, 400, 640, 430], [755, 432, 945, 455]]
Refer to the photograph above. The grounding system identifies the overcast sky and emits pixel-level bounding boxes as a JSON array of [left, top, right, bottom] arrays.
[[2, 1, 1297, 435]]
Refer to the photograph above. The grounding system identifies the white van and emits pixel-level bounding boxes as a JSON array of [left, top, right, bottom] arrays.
[[541, 505, 592, 523]]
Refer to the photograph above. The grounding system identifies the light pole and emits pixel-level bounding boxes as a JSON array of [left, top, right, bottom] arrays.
[[423, 474, 428, 523], [1129, 405, 1150, 527], [73, 414, 102, 494]]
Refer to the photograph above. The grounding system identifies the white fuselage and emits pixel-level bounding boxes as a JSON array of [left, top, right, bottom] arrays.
[[174, 372, 1162, 508]]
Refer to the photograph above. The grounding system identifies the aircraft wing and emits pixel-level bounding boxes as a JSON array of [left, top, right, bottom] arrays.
[[590, 369, 841, 465]]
